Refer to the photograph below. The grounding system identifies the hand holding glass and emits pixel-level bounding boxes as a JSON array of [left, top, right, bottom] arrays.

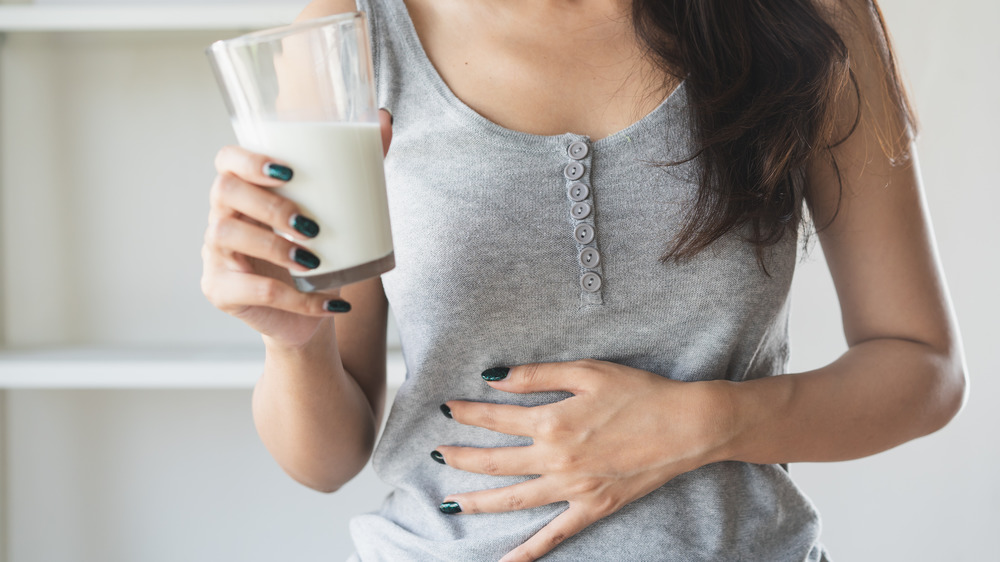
[[207, 13, 393, 292]]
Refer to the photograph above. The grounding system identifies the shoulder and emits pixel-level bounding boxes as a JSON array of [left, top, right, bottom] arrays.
[[804, 0, 916, 223], [810, 0, 914, 166]]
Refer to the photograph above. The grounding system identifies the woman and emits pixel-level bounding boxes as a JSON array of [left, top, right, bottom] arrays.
[[201, 0, 967, 559]]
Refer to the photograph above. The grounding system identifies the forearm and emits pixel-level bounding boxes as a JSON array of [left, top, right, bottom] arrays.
[[252, 318, 378, 492], [718, 338, 967, 465]]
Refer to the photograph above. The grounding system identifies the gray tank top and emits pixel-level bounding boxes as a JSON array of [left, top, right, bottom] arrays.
[[350, 0, 829, 559]]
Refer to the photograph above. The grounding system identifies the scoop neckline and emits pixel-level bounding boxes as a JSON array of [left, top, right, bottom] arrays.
[[386, 0, 687, 152]]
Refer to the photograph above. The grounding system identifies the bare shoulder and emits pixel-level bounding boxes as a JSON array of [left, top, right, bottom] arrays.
[[807, 0, 914, 208], [295, 0, 359, 22]]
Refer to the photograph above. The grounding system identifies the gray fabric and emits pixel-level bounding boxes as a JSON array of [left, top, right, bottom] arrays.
[[349, 0, 830, 559]]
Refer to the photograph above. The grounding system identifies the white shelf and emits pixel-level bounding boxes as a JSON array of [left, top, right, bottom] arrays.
[[0, 346, 406, 389], [0, 4, 301, 32]]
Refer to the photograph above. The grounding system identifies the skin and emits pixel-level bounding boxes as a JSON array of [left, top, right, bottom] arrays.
[[201, 0, 968, 560]]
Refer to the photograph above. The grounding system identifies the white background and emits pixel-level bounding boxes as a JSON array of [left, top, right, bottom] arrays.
[[1, 0, 997, 560]]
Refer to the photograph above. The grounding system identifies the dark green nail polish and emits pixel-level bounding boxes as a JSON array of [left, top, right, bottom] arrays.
[[324, 300, 351, 313], [290, 214, 319, 238], [265, 163, 293, 182], [481, 367, 509, 381], [440, 404, 452, 419], [430, 450, 446, 465], [292, 248, 320, 270], [439, 501, 461, 514]]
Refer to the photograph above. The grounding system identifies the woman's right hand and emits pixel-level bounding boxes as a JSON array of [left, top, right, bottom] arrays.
[[202, 109, 393, 348], [201, 145, 346, 349]]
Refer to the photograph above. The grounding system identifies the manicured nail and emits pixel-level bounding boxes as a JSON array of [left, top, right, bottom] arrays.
[[481, 367, 509, 382], [291, 248, 320, 270], [430, 450, 446, 465], [324, 300, 351, 313], [439, 501, 461, 514], [439, 404, 452, 419], [264, 163, 293, 182], [290, 214, 319, 238]]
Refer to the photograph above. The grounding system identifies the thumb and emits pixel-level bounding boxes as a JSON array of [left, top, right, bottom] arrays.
[[378, 108, 393, 156]]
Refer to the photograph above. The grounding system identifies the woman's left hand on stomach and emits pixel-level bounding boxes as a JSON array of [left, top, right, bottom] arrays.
[[433, 359, 737, 562]]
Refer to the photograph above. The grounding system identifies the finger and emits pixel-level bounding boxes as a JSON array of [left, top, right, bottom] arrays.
[[434, 445, 536, 477], [499, 506, 593, 562], [444, 400, 538, 437], [484, 361, 588, 394], [202, 270, 345, 317], [210, 172, 318, 241], [214, 144, 294, 188], [378, 108, 393, 156], [204, 215, 320, 273], [440, 476, 558, 515]]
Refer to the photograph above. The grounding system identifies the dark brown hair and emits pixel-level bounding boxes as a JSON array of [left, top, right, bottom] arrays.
[[631, 0, 916, 267]]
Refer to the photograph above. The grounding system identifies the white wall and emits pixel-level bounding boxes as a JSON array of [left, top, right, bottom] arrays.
[[1, 1, 997, 561]]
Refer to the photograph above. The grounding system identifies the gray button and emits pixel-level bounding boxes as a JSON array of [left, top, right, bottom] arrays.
[[580, 272, 602, 292], [571, 202, 592, 220], [579, 248, 601, 268], [568, 182, 589, 202], [564, 162, 585, 180], [574, 223, 595, 244], [567, 141, 589, 160]]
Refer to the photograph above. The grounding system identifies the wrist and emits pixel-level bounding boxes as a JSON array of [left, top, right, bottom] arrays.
[[262, 317, 336, 360], [704, 380, 752, 464], [707, 375, 796, 465]]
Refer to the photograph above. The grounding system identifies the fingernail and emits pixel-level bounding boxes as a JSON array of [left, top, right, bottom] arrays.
[[430, 450, 446, 465], [439, 404, 452, 419], [439, 501, 461, 514], [290, 214, 319, 238], [481, 367, 509, 382], [264, 163, 293, 182], [324, 300, 351, 313], [291, 248, 320, 269]]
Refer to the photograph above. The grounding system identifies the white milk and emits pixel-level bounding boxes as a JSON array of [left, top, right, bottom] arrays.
[[237, 121, 393, 281]]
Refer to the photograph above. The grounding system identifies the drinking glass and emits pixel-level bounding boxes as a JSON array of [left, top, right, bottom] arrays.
[[207, 12, 393, 292]]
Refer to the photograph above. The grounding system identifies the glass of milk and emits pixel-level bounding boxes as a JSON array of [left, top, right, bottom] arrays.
[[206, 13, 393, 292]]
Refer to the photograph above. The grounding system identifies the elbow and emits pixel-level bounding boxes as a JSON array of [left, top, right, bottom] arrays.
[[295, 474, 341, 494], [283, 462, 350, 494], [943, 363, 969, 426], [279, 437, 376, 494], [926, 351, 969, 435]]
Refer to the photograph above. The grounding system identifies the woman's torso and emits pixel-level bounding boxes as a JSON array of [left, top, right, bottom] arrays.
[[350, 0, 827, 559]]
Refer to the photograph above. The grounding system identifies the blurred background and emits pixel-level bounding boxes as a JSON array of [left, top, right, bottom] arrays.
[[0, 0, 996, 560]]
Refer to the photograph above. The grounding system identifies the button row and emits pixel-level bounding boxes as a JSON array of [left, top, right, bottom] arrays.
[[563, 141, 602, 294]]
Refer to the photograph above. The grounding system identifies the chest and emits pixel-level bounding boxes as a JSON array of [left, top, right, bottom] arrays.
[[403, 0, 678, 141]]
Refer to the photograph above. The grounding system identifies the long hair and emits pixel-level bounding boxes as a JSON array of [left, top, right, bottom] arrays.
[[631, 0, 916, 268]]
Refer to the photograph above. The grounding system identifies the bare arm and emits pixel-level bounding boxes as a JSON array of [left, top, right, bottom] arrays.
[[720, 0, 968, 465], [252, 275, 388, 493], [224, 0, 392, 493]]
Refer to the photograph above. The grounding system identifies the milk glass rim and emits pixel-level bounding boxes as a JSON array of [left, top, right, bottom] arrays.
[[206, 11, 365, 53]]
